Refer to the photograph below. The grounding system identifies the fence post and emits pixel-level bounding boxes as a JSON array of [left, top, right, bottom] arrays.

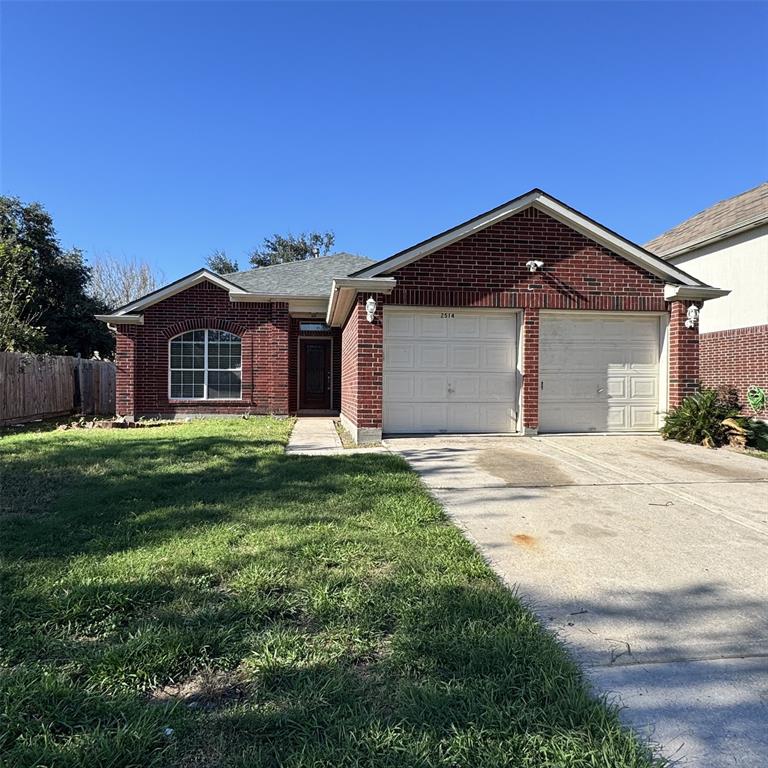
[[74, 354, 82, 413]]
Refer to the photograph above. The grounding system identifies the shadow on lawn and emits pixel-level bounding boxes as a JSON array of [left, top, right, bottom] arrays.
[[0, 433, 409, 561]]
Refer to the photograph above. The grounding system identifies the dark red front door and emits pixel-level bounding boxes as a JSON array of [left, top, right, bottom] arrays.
[[299, 339, 331, 410]]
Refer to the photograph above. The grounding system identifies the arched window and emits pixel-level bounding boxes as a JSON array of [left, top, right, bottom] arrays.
[[169, 329, 242, 400]]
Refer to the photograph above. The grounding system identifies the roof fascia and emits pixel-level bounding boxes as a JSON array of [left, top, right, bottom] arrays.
[[95, 314, 144, 325], [326, 277, 397, 326], [110, 269, 249, 315], [663, 284, 730, 302]]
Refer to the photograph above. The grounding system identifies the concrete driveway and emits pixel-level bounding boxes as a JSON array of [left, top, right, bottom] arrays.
[[384, 434, 768, 767]]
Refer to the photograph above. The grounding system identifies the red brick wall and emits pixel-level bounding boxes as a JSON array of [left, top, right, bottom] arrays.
[[700, 324, 768, 418], [288, 318, 341, 412], [668, 301, 701, 407], [340, 303, 359, 425], [115, 326, 137, 416], [114, 281, 289, 418], [521, 309, 540, 430], [340, 295, 384, 429], [388, 207, 667, 312]]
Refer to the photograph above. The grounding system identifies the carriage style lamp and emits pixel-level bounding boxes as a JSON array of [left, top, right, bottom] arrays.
[[365, 296, 377, 322], [685, 305, 700, 329]]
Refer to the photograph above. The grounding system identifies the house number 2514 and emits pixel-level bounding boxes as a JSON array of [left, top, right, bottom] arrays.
[[440, 312, 455, 319]]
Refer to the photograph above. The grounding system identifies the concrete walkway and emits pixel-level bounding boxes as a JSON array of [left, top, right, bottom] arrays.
[[286, 417, 389, 455], [384, 434, 768, 768], [285, 417, 343, 454]]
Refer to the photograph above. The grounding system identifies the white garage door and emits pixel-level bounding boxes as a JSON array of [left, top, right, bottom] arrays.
[[539, 313, 661, 433], [383, 309, 518, 433]]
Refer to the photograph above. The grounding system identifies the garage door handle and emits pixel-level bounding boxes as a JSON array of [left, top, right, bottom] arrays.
[[597, 387, 605, 393]]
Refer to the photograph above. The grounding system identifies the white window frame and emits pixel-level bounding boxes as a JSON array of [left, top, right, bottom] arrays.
[[168, 329, 243, 401]]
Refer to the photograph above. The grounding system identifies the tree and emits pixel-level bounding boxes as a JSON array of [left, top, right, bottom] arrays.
[[248, 231, 335, 268], [0, 195, 114, 357], [0, 241, 46, 352], [89, 253, 164, 311], [205, 249, 239, 275]]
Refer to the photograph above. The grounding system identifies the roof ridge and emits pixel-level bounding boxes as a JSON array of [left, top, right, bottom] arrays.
[[231, 251, 372, 279]]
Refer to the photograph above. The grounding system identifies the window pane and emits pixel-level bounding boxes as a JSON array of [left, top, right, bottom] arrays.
[[208, 370, 241, 399], [170, 383, 182, 398]]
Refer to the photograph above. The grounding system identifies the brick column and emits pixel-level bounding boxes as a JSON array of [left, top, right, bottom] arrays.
[[340, 294, 383, 443], [267, 302, 290, 414], [521, 308, 540, 433], [115, 325, 137, 419], [668, 300, 700, 407]]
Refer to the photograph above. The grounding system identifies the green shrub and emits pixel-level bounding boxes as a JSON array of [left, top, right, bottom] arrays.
[[662, 388, 742, 447]]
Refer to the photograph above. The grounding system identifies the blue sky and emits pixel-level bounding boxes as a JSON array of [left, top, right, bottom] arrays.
[[2, 1, 766, 281]]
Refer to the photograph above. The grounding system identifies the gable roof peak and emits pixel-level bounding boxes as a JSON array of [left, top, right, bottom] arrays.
[[351, 189, 704, 287]]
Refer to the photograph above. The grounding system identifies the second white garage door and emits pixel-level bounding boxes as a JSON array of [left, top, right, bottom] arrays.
[[383, 309, 518, 433], [539, 313, 661, 433]]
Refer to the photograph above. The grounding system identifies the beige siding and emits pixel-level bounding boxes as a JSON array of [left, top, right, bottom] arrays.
[[670, 224, 768, 333]]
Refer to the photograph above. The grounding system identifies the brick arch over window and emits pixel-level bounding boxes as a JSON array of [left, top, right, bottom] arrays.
[[161, 318, 247, 340]]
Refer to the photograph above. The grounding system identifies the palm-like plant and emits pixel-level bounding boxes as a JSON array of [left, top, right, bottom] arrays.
[[661, 388, 743, 448]]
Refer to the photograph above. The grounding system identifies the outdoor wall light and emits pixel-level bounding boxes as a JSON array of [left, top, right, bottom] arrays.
[[526, 259, 544, 273], [685, 304, 700, 329], [365, 296, 377, 322]]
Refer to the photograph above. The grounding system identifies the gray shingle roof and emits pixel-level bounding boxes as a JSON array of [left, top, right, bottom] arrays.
[[228, 253, 375, 297], [645, 182, 768, 258]]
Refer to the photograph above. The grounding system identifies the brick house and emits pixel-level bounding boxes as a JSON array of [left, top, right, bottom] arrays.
[[645, 182, 767, 419], [98, 189, 727, 442]]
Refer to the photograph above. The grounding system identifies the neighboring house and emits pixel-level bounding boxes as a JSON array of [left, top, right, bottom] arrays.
[[97, 189, 726, 443], [645, 183, 768, 418]]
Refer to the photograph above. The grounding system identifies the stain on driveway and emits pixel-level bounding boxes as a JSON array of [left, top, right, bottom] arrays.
[[385, 433, 768, 768]]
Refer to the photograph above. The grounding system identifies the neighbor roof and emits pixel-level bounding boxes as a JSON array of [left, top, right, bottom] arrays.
[[645, 182, 768, 258], [229, 253, 375, 297]]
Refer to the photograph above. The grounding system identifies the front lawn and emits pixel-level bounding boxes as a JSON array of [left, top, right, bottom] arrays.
[[1, 418, 659, 767]]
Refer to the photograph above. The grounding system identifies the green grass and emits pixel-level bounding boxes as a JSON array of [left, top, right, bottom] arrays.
[[1, 418, 661, 767]]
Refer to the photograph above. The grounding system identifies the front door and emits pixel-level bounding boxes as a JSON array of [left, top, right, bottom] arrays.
[[299, 338, 331, 410]]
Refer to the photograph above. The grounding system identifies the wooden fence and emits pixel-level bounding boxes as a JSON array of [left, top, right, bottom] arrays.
[[0, 352, 116, 426]]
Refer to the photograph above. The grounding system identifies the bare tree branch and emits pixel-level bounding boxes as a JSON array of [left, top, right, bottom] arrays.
[[88, 253, 165, 311]]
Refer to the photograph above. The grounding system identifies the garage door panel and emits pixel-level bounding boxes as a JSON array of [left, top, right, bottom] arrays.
[[630, 377, 657, 398], [385, 373, 449, 402], [384, 343, 415, 368], [383, 309, 518, 434], [483, 375, 517, 400], [606, 406, 629, 429], [544, 374, 602, 400], [630, 406, 658, 429], [484, 315, 517, 338], [416, 344, 448, 368], [606, 376, 626, 398], [540, 314, 660, 433], [450, 345, 481, 368], [418, 315, 448, 337], [482, 344, 516, 370], [385, 402, 449, 433], [385, 374, 416, 400], [453, 316, 481, 337], [451, 375, 481, 399], [384, 314, 414, 338]]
